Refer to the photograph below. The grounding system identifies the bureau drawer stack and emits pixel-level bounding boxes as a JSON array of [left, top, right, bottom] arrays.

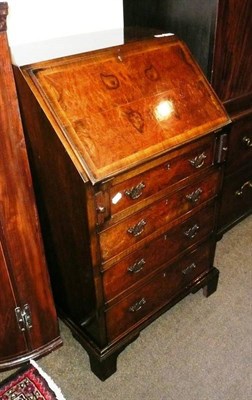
[[106, 241, 214, 341], [97, 140, 221, 343], [14, 35, 230, 380], [102, 203, 216, 302]]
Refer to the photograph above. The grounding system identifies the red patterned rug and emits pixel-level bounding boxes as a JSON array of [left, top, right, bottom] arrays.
[[0, 361, 66, 400]]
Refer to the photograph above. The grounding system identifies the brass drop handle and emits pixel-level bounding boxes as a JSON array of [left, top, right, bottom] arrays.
[[182, 262, 197, 275], [242, 136, 252, 148], [189, 152, 207, 169], [184, 224, 200, 239], [127, 219, 147, 237], [129, 297, 146, 312], [235, 180, 252, 196], [128, 258, 146, 273], [186, 188, 203, 203], [125, 182, 146, 200]]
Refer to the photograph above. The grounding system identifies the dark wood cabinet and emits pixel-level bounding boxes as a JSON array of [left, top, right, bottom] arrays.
[[14, 35, 230, 379], [123, 0, 218, 78], [211, 0, 252, 107], [211, 0, 252, 234], [123, 0, 252, 235], [0, 2, 62, 370]]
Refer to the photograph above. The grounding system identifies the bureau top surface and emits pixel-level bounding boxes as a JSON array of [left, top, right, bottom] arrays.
[[21, 36, 230, 184]]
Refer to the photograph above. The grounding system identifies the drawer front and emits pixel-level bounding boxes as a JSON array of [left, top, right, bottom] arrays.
[[110, 135, 215, 216], [105, 241, 212, 342], [103, 203, 215, 302], [218, 167, 252, 230], [226, 113, 252, 174], [99, 169, 220, 261]]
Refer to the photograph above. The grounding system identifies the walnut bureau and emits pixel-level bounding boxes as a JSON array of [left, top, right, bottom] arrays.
[[14, 36, 230, 380]]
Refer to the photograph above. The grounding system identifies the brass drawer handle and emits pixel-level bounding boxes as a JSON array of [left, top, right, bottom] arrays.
[[189, 152, 207, 169], [129, 297, 146, 312], [186, 188, 203, 203], [242, 136, 252, 148], [235, 180, 252, 196], [182, 262, 197, 275], [127, 219, 147, 237], [128, 258, 146, 273], [184, 224, 200, 239], [125, 182, 146, 200]]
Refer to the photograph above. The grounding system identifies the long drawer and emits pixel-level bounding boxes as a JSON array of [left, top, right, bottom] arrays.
[[99, 169, 220, 261], [105, 241, 213, 342], [102, 202, 215, 302]]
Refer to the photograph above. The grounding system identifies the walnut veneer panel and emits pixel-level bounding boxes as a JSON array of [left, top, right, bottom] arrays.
[[22, 36, 228, 183]]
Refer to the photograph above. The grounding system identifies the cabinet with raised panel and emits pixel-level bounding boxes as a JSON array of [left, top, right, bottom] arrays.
[[0, 2, 61, 370]]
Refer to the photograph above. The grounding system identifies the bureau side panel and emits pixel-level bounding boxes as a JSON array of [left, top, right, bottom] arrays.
[[14, 68, 104, 345]]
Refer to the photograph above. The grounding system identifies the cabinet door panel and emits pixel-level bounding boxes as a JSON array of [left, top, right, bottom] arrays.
[[0, 5, 61, 369], [0, 34, 59, 351]]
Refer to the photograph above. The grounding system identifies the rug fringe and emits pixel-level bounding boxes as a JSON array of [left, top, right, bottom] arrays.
[[30, 360, 66, 400]]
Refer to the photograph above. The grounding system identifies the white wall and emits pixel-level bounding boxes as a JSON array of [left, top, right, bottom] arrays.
[[7, 0, 124, 46]]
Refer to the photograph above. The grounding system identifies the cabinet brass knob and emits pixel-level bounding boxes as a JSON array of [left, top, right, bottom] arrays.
[[235, 180, 252, 196], [242, 136, 252, 148]]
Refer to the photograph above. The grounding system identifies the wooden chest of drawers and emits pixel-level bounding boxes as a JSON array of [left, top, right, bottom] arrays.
[[14, 35, 230, 379]]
